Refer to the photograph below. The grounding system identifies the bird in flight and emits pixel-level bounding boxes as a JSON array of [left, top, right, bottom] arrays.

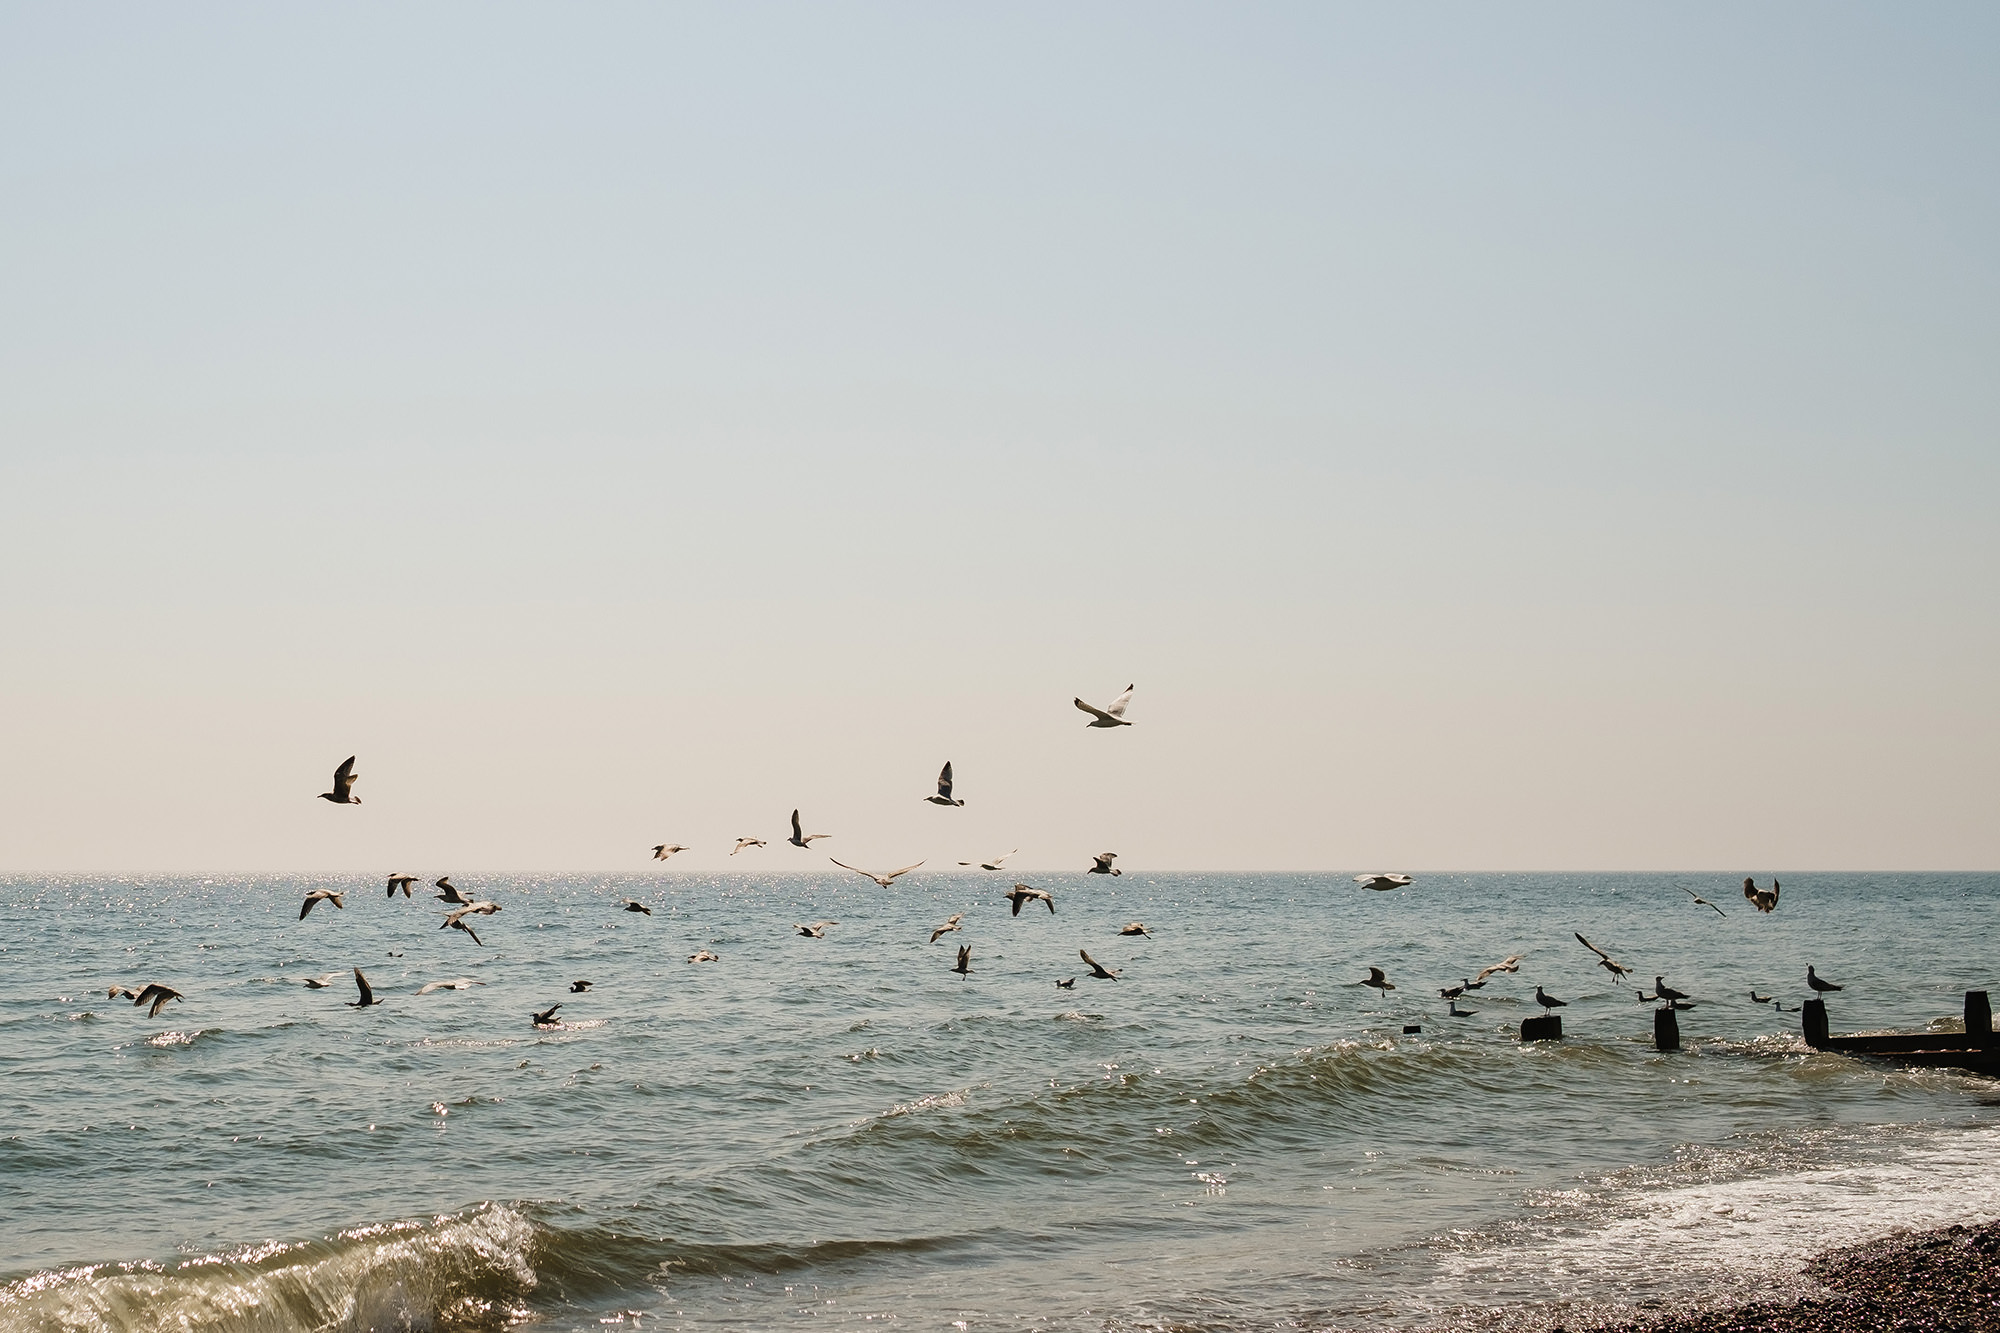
[[385, 874, 418, 898], [1680, 886, 1727, 917], [952, 944, 972, 976], [1533, 986, 1568, 1011], [958, 850, 1017, 871], [570, 980, 592, 993], [347, 968, 384, 1008], [299, 890, 345, 920], [795, 920, 837, 938], [441, 911, 484, 946], [1003, 884, 1055, 916], [434, 878, 472, 904], [652, 844, 688, 861], [318, 756, 361, 804], [1360, 967, 1395, 993], [1807, 966, 1843, 993], [1473, 956, 1524, 983], [1075, 685, 1135, 728], [1087, 853, 1122, 877], [1353, 874, 1413, 891], [1079, 949, 1120, 980], [618, 899, 653, 915], [788, 810, 830, 849], [1119, 922, 1150, 937], [111, 983, 183, 1018], [830, 858, 924, 888], [417, 978, 485, 995], [1574, 933, 1632, 983], [926, 762, 965, 807], [531, 1003, 562, 1027], [731, 838, 766, 855], [929, 913, 965, 943], [302, 972, 341, 989], [1743, 878, 1780, 913]]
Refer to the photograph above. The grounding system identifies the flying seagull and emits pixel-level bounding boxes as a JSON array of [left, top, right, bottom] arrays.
[[1119, 922, 1150, 937], [416, 978, 485, 995], [1533, 985, 1568, 1011], [952, 944, 972, 976], [348, 968, 384, 1008], [117, 983, 183, 1018], [1003, 884, 1055, 916], [1360, 967, 1395, 993], [651, 844, 688, 861], [1075, 685, 1135, 728], [303, 972, 341, 989], [1079, 949, 1120, 980], [787, 810, 830, 849], [385, 874, 418, 898], [1474, 956, 1524, 983], [1743, 878, 1780, 913], [1806, 966, 1843, 993], [1353, 874, 1413, 891], [1575, 933, 1632, 983], [318, 755, 360, 804], [618, 899, 653, 915], [299, 890, 345, 920], [958, 850, 1017, 871], [830, 858, 924, 888], [1087, 853, 1122, 877], [926, 762, 965, 807], [796, 920, 837, 938], [1680, 886, 1727, 917], [570, 980, 592, 993], [929, 913, 965, 944], [531, 1003, 562, 1027], [434, 878, 472, 904], [731, 838, 766, 855]]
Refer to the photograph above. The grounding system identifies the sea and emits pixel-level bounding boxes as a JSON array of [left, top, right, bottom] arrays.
[[2, 871, 1995, 1333]]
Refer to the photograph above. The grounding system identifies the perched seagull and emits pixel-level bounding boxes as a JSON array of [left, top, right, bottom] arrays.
[[1119, 922, 1150, 937], [124, 983, 183, 1018], [1806, 966, 1843, 993], [318, 755, 361, 804], [1075, 685, 1135, 728], [787, 810, 830, 849], [1749, 990, 1774, 1004], [926, 762, 965, 807], [531, 1003, 562, 1028], [929, 913, 965, 944], [347, 968, 384, 1008], [385, 874, 419, 898], [1003, 884, 1055, 916], [570, 980, 592, 993], [1533, 985, 1568, 1011], [1079, 949, 1120, 980], [1743, 878, 1781, 913], [416, 978, 485, 995], [1575, 933, 1633, 983], [299, 890, 345, 920], [688, 950, 719, 963], [795, 920, 837, 938], [1353, 874, 1413, 891], [1360, 967, 1395, 993], [1680, 886, 1728, 917], [1651, 976, 1693, 1009], [1446, 1000, 1479, 1018], [1474, 956, 1524, 983], [434, 878, 472, 905], [618, 899, 653, 915], [441, 914, 484, 947], [952, 944, 972, 976], [303, 972, 341, 989], [830, 858, 924, 888], [1087, 853, 1122, 877], [651, 844, 688, 861], [958, 850, 1018, 871], [731, 838, 766, 856], [1055, 977, 1076, 989]]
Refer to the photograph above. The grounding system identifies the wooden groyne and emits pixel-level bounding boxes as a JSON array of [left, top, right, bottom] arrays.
[[1803, 990, 1998, 1075]]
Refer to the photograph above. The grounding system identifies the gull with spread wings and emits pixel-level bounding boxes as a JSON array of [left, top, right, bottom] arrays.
[[926, 762, 965, 807], [317, 756, 360, 804], [1575, 933, 1633, 983], [830, 858, 924, 888], [1074, 685, 1135, 728]]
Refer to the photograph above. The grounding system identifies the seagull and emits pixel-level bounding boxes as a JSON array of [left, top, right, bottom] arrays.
[[1533, 985, 1568, 1011], [1806, 966, 1843, 993], [1079, 949, 1120, 980], [929, 913, 965, 944], [347, 968, 384, 1008], [299, 890, 345, 920], [1360, 967, 1395, 993], [1439, 982, 1466, 1000], [1353, 874, 1413, 891], [1680, 886, 1727, 917], [1446, 1000, 1478, 1018], [303, 972, 341, 989], [1459, 976, 1485, 991], [1087, 852, 1122, 876], [1474, 956, 1524, 983], [531, 1003, 562, 1027], [1055, 977, 1076, 989], [434, 877, 472, 904], [123, 983, 183, 1018], [926, 762, 965, 807], [958, 850, 1017, 870], [1749, 990, 1774, 1004], [1119, 922, 1150, 937], [952, 944, 971, 976], [317, 755, 360, 804], [385, 874, 418, 898], [796, 920, 837, 938], [618, 899, 653, 915], [1651, 976, 1693, 1009], [570, 980, 592, 993], [830, 858, 924, 888], [787, 810, 830, 849], [416, 978, 485, 995], [689, 950, 719, 963], [1575, 933, 1632, 983], [453, 900, 502, 916], [731, 838, 766, 855], [1003, 884, 1055, 916], [1743, 878, 1780, 913], [441, 913, 484, 947], [651, 844, 688, 861], [1075, 685, 1134, 728], [1773, 1000, 1797, 1013]]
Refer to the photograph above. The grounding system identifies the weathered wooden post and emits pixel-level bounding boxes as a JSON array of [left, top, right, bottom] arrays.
[[1802, 997, 1829, 1048], [1654, 1005, 1680, 1052], [1966, 991, 1991, 1046], [1520, 1014, 1562, 1041]]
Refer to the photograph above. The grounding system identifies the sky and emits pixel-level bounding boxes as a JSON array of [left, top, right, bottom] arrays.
[[0, 2, 1994, 873]]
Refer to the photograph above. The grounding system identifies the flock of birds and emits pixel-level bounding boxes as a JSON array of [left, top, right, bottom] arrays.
[[99, 686, 1846, 1036]]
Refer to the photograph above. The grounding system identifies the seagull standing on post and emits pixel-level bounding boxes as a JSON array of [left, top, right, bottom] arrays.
[[1074, 685, 1134, 728], [1807, 966, 1843, 993]]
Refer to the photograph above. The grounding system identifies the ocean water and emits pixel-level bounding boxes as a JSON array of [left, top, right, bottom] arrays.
[[2, 871, 1995, 1333]]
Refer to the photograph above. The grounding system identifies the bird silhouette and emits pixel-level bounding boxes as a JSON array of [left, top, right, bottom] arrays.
[[1680, 886, 1727, 917], [1361, 967, 1395, 993], [926, 762, 965, 806], [531, 1003, 562, 1027], [952, 945, 971, 976], [347, 968, 384, 1008], [1087, 853, 1122, 876], [652, 844, 688, 861], [1575, 933, 1632, 983], [929, 913, 965, 944], [1534, 985, 1568, 1011], [1003, 885, 1055, 916], [1353, 874, 1413, 891], [1807, 966, 1843, 993], [317, 756, 360, 804], [1079, 949, 1120, 980], [299, 890, 344, 920], [1743, 878, 1780, 913], [618, 899, 652, 915], [787, 810, 830, 849], [830, 858, 924, 888], [385, 874, 418, 898]]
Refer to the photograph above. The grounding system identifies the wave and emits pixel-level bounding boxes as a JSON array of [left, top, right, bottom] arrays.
[[0, 1204, 536, 1333]]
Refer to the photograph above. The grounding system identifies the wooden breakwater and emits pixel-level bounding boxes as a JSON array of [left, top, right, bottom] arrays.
[[1803, 989, 1999, 1075]]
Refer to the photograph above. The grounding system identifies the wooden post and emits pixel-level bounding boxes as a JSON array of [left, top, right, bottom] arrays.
[[1520, 1014, 1562, 1042], [1802, 997, 1829, 1048], [1654, 1005, 1680, 1052], [1402, 1024, 1422, 1035], [1966, 991, 1992, 1045]]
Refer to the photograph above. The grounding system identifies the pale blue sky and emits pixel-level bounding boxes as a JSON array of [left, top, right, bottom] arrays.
[[1, 3, 1994, 871]]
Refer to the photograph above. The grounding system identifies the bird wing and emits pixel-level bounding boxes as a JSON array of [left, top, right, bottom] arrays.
[[330, 893, 344, 910], [1575, 932, 1610, 961], [353, 969, 373, 1005], [791, 809, 803, 841], [332, 756, 357, 795], [886, 862, 925, 881], [147, 988, 178, 1018], [828, 858, 878, 883], [1041, 893, 1056, 913], [936, 762, 953, 798], [460, 920, 482, 946], [1105, 685, 1134, 719], [300, 895, 316, 919], [1074, 697, 1116, 723], [1007, 893, 1023, 916]]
